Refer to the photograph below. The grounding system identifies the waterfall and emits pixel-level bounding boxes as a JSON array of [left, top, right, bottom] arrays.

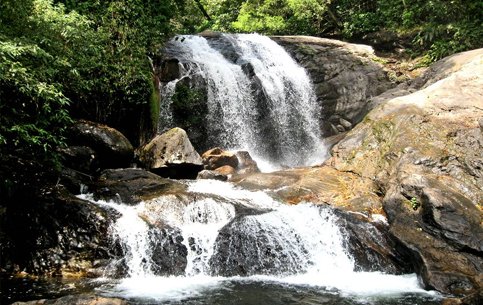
[[160, 34, 327, 169], [80, 180, 433, 302]]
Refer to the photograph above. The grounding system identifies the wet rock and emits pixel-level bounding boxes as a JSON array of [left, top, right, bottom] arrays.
[[214, 165, 236, 176], [92, 168, 185, 204], [197, 170, 228, 181], [68, 120, 134, 169], [58, 146, 98, 174], [335, 210, 412, 274], [202, 147, 239, 170], [235, 151, 260, 174], [271, 36, 395, 136], [209, 215, 305, 276], [150, 227, 187, 276], [137, 127, 203, 179], [159, 58, 181, 82], [166, 76, 209, 151], [1, 186, 114, 276]]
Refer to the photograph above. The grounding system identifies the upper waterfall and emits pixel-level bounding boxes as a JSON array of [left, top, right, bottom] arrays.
[[159, 33, 327, 169]]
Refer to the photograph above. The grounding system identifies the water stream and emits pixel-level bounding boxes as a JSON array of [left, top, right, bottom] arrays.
[[76, 180, 439, 304]]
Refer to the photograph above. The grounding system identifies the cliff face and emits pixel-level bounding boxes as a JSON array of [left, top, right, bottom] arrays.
[[271, 36, 395, 137]]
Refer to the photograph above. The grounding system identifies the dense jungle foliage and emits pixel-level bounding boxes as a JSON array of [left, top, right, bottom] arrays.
[[0, 0, 482, 190]]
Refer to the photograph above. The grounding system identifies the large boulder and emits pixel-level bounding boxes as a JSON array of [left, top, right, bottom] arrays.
[[68, 120, 134, 169], [202, 147, 239, 170], [198, 148, 260, 180], [91, 168, 185, 205], [329, 49, 483, 295], [137, 127, 203, 179], [271, 36, 396, 136]]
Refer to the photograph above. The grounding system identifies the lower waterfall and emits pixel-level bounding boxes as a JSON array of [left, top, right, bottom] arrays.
[[79, 180, 439, 304]]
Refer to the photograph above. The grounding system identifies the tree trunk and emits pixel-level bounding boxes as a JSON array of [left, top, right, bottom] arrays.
[[194, 0, 211, 21]]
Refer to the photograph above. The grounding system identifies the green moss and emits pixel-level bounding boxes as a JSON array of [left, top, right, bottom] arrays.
[[171, 84, 206, 126], [149, 78, 160, 130]]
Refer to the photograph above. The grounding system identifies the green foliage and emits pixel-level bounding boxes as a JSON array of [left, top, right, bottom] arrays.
[[230, 0, 329, 35], [199, 0, 482, 62], [409, 197, 420, 211], [171, 84, 205, 126], [56, 0, 176, 139], [0, 0, 177, 167], [334, 0, 482, 61], [0, 0, 93, 163]]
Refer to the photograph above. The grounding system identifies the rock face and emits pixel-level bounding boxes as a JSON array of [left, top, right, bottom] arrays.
[[271, 36, 395, 136], [137, 127, 203, 179], [232, 49, 483, 295], [68, 120, 134, 169], [0, 186, 113, 277], [332, 49, 483, 294]]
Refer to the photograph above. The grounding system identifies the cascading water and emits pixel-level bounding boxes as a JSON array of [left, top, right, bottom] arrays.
[[80, 180, 438, 304], [160, 34, 327, 169]]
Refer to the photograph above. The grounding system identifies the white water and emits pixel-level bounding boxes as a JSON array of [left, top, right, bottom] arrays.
[[81, 180, 435, 302], [162, 35, 258, 152], [160, 34, 328, 169]]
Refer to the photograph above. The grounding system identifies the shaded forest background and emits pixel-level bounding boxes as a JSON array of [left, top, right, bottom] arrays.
[[0, 0, 482, 194]]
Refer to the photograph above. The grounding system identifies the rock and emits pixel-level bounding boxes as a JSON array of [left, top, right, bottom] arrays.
[[58, 146, 98, 174], [68, 120, 134, 169], [92, 168, 185, 204], [150, 227, 187, 276], [202, 147, 239, 170], [209, 215, 306, 276], [197, 170, 228, 181], [137, 127, 203, 179], [1, 186, 113, 276], [235, 151, 260, 174], [232, 166, 380, 212], [339, 118, 352, 130], [159, 58, 181, 82], [271, 36, 395, 136], [11, 294, 129, 305], [384, 175, 483, 295], [328, 49, 483, 295], [214, 165, 236, 176], [335, 210, 412, 274], [165, 76, 209, 151]]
